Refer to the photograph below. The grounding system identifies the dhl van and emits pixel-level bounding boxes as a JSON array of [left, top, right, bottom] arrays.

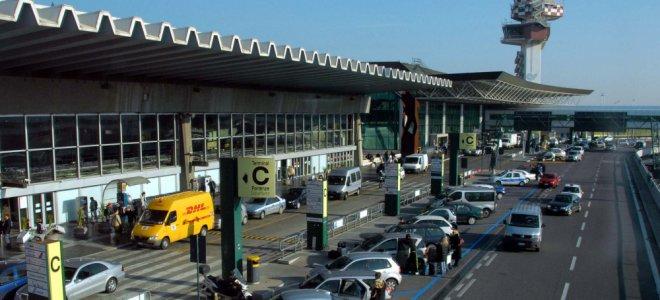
[[131, 191, 214, 249]]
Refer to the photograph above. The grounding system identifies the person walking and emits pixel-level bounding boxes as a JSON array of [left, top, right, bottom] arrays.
[[133, 196, 143, 222], [449, 229, 463, 268], [377, 163, 385, 188], [370, 272, 386, 300], [110, 210, 122, 245], [89, 197, 98, 223], [287, 165, 296, 186], [395, 238, 410, 274], [1, 215, 11, 250], [208, 179, 217, 198], [439, 236, 450, 275], [425, 243, 438, 276], [403, 234, 419, 275]]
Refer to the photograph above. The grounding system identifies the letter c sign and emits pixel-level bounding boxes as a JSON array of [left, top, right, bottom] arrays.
[[253, 166, 269, 185], [50, 256, 61, 272]]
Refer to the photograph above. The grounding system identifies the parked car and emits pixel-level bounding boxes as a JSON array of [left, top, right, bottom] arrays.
[[492, 170, 530, 186], [509, 170, 536, 181], [402, 154, 429, 173], [245, 196, 286, 219], [214, 201, 248, 230], [568, 146, 585, 155], [15, 258, 126, 299], [549, 148, 566, 160], [327, 167, 362, 200], [543, 193, 581, 216], [444, 186, 497, 217], [605, 143, 616, 151], [442, 202, 484, 225], [297, 270, 378, 299], [462, 148, 483, 156], [538, 173, 561, 188], [273, 289, 333, 300], [397, 215, 454, 236], [307, 252, 401, 288], [422, 208, 458, 224], [0, 261, 26, 299], [343, 233, 426, 259], [385, 223, 447, 244], [503, 203, 544, 251], [283, 187, 307, 209], [565, 150, 582, 162], [469, 184, 506, 200], [561, 184, 583, 199]]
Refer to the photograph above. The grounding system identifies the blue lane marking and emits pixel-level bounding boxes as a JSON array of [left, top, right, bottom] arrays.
[[410, 188, 538, 300]]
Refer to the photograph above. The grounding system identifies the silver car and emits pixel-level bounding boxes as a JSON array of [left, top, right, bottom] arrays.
[[215, 202, 248, 229], [308, 252, 402, 288], [273, 289, 334, 300], [16, 258, 125, 300], [245, 196, 286, 219]]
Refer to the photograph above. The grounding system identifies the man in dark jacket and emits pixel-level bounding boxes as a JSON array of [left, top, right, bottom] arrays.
[[425, 243, 438, 276], [449, 229, 463, 267], [403, 234, 419, 275], [89, 197, 98, 223]]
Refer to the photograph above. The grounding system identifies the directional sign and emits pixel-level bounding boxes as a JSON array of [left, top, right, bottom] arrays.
[[238, 157, 276, 198], [27, 241, 65, 300], [306, 180, 328, 218], [384, 163, 400, 194], [459, 133, 477, 150]]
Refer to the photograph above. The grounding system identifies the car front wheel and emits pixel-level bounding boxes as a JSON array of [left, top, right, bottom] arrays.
[[105, 277, 118, 293], [295, 202, 301, 209], [482, 209, 492, 218], [242, 215, 248, 225], [160, 237, 170, 250], [519, 181, 525, 187], [260, 211, 266, 219]]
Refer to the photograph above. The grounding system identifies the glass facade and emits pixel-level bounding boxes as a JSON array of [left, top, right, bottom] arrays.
[[0, 113, 355, 184], [362, 93, 400, 150]]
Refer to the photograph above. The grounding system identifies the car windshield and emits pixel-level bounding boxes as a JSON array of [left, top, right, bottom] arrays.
[[496, 171, 507, 177], [555, 195, 573, 203], [563, 187, 580, 193], [328, 176, 346, 185], [326, 256, 352, 269], [360, 236, 383, 250], [284, 188, 302, 200], [300, 274, 324, 289], [64, 266, 77, 281], [251, 198, 267, 205], [404, 157, 419, 164], [139, 209, 168, 225], [568, 151, 579, 155], [509, 214, 540, 228]]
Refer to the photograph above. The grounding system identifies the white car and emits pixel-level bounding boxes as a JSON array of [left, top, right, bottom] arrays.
[[569, 146, 585, 155], [307, 252, 402, 287], [549, 148, 566, 160], [510, 170, 536, 181], [491, 170, 530, 186], [422, 208, 457, 224], [561, 184, 583, 199], [405, 215, 454, 236]]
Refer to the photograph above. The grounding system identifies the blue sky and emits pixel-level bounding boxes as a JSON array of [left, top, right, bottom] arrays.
[[46, 0, 659, 106]]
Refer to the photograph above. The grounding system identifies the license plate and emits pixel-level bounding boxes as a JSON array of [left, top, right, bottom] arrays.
[[517, 242, 526, 246]]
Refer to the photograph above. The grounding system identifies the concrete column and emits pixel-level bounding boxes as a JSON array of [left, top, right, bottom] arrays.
[[479, 104, 484, 132], [354, 114, 363, 167], [178, 113, 193, 191], [442, 102, 447, 134], [424, 101, 430, 146], [459, 103, 465, 133], [398, 99, 404, 151]]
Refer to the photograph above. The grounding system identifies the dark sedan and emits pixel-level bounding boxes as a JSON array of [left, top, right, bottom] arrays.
[[544, 193, 581, 216], [384, 223, 447, 244], [283, 187, 307, 209], [442, 202, 484, 225]]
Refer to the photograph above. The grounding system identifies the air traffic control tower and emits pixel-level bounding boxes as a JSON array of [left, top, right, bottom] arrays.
[[502, 0, 564, 83]]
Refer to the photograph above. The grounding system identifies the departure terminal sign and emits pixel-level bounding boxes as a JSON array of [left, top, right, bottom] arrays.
[[26, 240, 65, 300], [238, 157, 276, 198], [459, 133, 477, 150]]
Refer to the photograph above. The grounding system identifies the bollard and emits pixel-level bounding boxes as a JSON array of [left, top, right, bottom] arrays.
[[246, 255, 260, 284]]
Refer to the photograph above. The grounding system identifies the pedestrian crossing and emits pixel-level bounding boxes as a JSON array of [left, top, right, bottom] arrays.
[[207, 230, 282, 242]]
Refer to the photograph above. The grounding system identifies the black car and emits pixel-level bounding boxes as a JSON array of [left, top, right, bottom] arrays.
[[283, 187, 307, 209], [543, 193, 581, 215], [441, 202, 484, 225]]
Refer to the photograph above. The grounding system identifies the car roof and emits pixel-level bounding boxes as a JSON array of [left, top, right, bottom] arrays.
[[280, 289, 332, 299], [414, 215, 449, 222], [64, 258, 115, 269], [148, 191, 209, 210], [319, 269, 380, 279], [511, 202, 541, 215], [376, 232, 424, 240], [346, 252, 393, 260]]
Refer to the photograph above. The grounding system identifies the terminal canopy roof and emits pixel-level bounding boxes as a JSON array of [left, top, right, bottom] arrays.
[[0, 0, 451, 94], [424, 72, 593, 105]]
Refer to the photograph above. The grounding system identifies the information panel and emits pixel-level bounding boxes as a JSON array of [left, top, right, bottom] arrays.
[[513, 111, 552, 131], [574, 112, 627, 132]]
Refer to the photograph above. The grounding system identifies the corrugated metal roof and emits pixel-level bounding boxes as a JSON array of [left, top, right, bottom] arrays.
[[0, 0, 451, 94]]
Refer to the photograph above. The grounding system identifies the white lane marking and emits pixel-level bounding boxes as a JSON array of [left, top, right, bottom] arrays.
[[560, 282, 570, 300], [465, 272, 474, 280], [444, 297, 451, 300], [624, 162, 660, 295], [588, 201, 591, 207], [581, 222, 586, 231], [457, 278, 477, 298], [485, 253, 498, 266], [584, 211, 589, 218], [475, 263, 483, 270], [569, 256, 577, 271], [576, 236, 582, 248], [482, 254, 490, 261], [589, 193, 593, 199], [454, 282, 465, 292]]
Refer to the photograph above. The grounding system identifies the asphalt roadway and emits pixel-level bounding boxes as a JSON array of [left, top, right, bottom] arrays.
[[398, 149, 659, 300]]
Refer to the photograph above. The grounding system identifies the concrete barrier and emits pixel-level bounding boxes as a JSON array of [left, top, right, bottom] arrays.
[[631, 154, 660, 210]]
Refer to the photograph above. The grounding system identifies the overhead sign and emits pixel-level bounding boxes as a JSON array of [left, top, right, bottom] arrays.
[[27, 241, 65, 300], [459, 133, 477, 150], [306, 180, 328, 218], [238, 157, 276, 198]]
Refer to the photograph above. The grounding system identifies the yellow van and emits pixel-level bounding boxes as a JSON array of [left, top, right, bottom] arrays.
[[131, 191, 214, 249]]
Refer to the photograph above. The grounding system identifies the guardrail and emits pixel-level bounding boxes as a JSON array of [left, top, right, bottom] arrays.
[[631, 154, 660, 208], [269, 186, 432, 262]]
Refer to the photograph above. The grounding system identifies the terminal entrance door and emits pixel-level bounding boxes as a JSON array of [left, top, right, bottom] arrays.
[[1, 196, 28, 230], [30, 193, 55, 227]]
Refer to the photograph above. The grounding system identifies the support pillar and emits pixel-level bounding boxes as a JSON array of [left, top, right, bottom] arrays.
[[442, 102, 447, 134], [178, 113, 194, 191], [448, 133, 460, 186], [220, 158, 243, 278], [424, 101, 430, 147], [354, 114, 363, 167], [401, 92, 420, 156], [479, 104, 484, 132], [459, 103, 465, 133]]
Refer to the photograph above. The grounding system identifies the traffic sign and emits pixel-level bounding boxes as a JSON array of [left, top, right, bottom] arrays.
[[459, 133, 477, 150], [306, 180, 328, 218], [384, 163, 400, 194], [27, 241, 65, 300], [237, 157, 276, 198]]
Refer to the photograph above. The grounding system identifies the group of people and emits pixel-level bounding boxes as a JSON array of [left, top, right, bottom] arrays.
[[102, 192, 147, 243], [391, 230, 464, 278]]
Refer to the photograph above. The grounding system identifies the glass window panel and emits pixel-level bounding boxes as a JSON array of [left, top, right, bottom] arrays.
[[276, 135, 285, 154], [244, 114, 254, 136], [312, 130, 319, 149], [304, 132, 312, 150], [55, 148, 77, 180], [334, 132, 341, 146], [348, 130, 353, 145], [311, 115, 319, 131], [319, 131, 327, 148], [296, 115, 303, 132], [100, 115, 120, 144], [286, 134, 294, 152], [206, 115, 218, 139], [121, 115, 139, 143], [267, 114, 276, 134], [142, 142, 158, 169], [304, 115, 312, 132], [276, 115, 285, 134], [122, 143, 140, 171], [141, 115, 157, 141], [219, 114, 230, 137], [295, 133, 303, 151], [0, 117, 26, 151], [159, 142, 175, 166], [219, 138, 231, 157], [244, 135, 254, 156], [348, 114, 354, 131], [256, 136, 265, 155], [286, 115, 295, 133], [340, 131, 347, 146], [79, 146, 99, 177], [78, 115, 99, 146], [27, 116, 51, 149], [341, 115, 347, 130], [232, 114, 243, 136], [192, 140, 205, 160], [320, 115, 327, 131], [54, 116, 76, 147], [232, 137, 242, 156], [191, 114, 205, 139], [29, 150, 53, 183], [256, 114, 266, 135], [206, 139, 218, 161], [101, 145, 121, 174], [159, 115, 175, 140], [266, 136, 275, 155], [0, 152, 27, 180]]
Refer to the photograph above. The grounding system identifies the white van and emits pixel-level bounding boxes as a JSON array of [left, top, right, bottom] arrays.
[[445, 187, 497, 217], [503, 203, 543, 251], [402, 154, 429, 173], [327, 167, 362, 200]]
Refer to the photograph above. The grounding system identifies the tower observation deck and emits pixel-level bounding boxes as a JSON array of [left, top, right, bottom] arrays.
[[502, 0, 564, 83]]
